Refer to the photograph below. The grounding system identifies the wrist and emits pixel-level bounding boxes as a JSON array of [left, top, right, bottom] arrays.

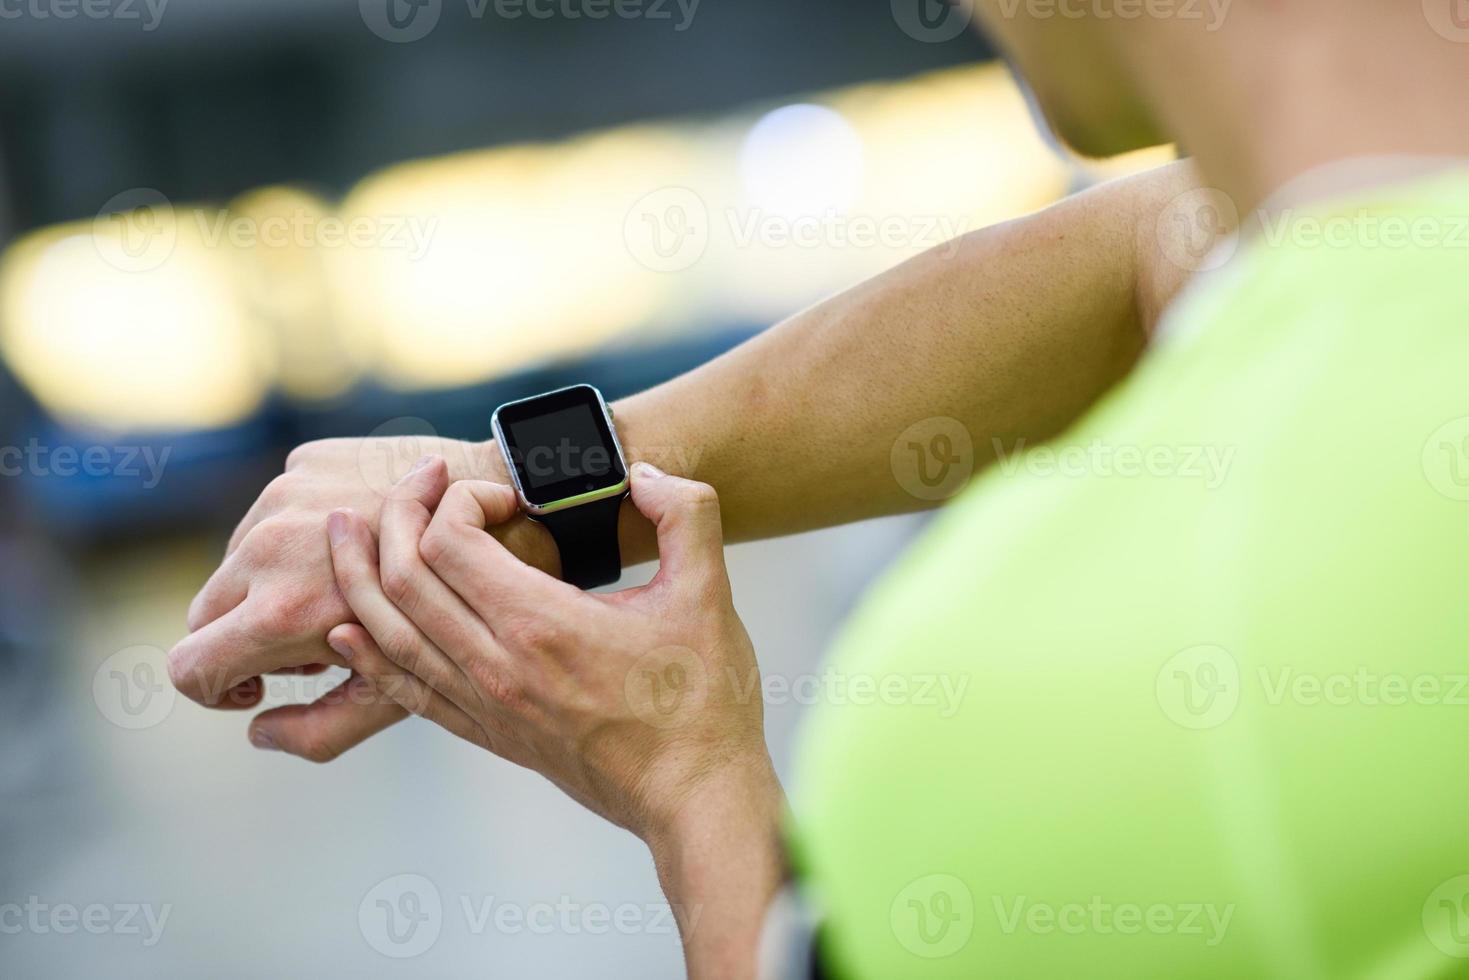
[[460, 438, 509, 484], [652, 753, 782, 855], [646, 756, 784, 980], [471, 406, 654, 572], [607, 398, 661, 567]]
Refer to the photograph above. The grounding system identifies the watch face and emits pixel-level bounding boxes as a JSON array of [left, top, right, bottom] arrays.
[[493, 385, 627, 510]]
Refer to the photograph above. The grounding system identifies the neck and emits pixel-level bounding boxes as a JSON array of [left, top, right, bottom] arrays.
[[1113, 10, 1469, 215]]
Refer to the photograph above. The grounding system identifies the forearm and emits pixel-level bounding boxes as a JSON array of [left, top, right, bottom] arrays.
[[483, 161, 1202, 570]]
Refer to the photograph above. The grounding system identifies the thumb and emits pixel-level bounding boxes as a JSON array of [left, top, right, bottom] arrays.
[[435, 479, 520, 531], [418, 480, 522, 569], [627, 462, 728, 592]]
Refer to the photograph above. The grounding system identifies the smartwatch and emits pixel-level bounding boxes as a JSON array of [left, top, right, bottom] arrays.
[[491, 384, 629, 589]]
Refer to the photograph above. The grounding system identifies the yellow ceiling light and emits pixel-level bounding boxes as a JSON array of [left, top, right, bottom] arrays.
[[226, 185, 358, 401], [0, 205, 272, 432], [333, 62, 1076, 389], [331, 125, 696, 391], [0, 62, 1095, 411]]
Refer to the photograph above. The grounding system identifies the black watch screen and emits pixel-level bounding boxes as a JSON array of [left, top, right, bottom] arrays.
[[493, 384, 628, 513]]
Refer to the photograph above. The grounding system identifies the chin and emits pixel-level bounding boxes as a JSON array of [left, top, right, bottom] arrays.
[[1048, 105, 1168, 160], [1019, 74, 1168, 160]]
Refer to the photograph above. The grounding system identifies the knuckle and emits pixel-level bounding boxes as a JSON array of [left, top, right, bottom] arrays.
[[239, 514, 296, 560], [294, 734, 341, 764], [473, 666, 528, 718], [501, 614, 560, 653], [376, 624, 424, 671], [249, 589, 319, 640], [673, 480, 720, 511], [165, 646, 198, 696], [256, 473, 294, 512], [284, 439, 330, 471], [419, 523, 452, 566], [379, 555, 417, 609], [444, 481, 476, 507]]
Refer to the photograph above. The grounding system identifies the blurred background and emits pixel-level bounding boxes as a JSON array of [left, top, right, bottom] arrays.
[[0, 1, 1167, 976]]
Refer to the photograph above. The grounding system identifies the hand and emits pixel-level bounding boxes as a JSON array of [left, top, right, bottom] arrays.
[[323, 457, 777, 840], [166, 434, 558, 761], [325, 458, 783, 978]]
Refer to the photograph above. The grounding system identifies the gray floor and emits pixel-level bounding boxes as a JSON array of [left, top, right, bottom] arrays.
[[2, 514, 922, 978]]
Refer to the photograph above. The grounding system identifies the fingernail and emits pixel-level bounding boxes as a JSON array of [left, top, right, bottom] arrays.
[[328, 635, 354, 662], [636, 461, 666, 479], [250, 728, 277, 751], [327, 510, 350, 546], [410, 454, 437, 474]]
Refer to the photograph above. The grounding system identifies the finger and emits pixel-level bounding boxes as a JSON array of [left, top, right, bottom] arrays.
[[377, 455, 450, 623], [169, 595, 351, 706], [322, 624, 494, 754], [167, 602, 302, 705], [215, 663, 329, 711], [433, 478, 519, 530], [327, 508, 482, 713], [186, 551, 251, 632], [627, 462, 729, 593], [247, 674, 408, 763], [418, 480, 575, 619], [379, 459, 505, 676]]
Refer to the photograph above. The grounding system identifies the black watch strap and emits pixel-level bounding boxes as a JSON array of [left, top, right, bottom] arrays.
[[537, 493, 626, 590]]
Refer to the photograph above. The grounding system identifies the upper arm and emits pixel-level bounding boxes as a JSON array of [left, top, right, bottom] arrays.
[[1122, 159, 1220, 337]]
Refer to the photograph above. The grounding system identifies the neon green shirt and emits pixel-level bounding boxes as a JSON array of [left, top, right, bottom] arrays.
[[791, 172, 1469, 978]]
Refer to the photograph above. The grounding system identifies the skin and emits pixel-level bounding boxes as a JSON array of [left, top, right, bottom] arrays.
[[166, 154, 1203, 980], [169, 160, 1205, 752], [977, 1, 1469, 216], [167, 5, 1469, 976], [164, 162, 1205, 976], [325, 457, 783, 978]]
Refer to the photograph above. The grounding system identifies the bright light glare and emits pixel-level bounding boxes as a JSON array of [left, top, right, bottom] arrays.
[[738, 103, 864, 218], [0, 62, 1098, 416], [229, 186, 356, 401], [330, 127, 691, 390], [0, 222, 269, 431]]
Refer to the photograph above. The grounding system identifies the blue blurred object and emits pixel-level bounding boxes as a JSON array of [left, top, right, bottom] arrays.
[[9, 326, 759, 541], [9, 410, 282, 541]]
